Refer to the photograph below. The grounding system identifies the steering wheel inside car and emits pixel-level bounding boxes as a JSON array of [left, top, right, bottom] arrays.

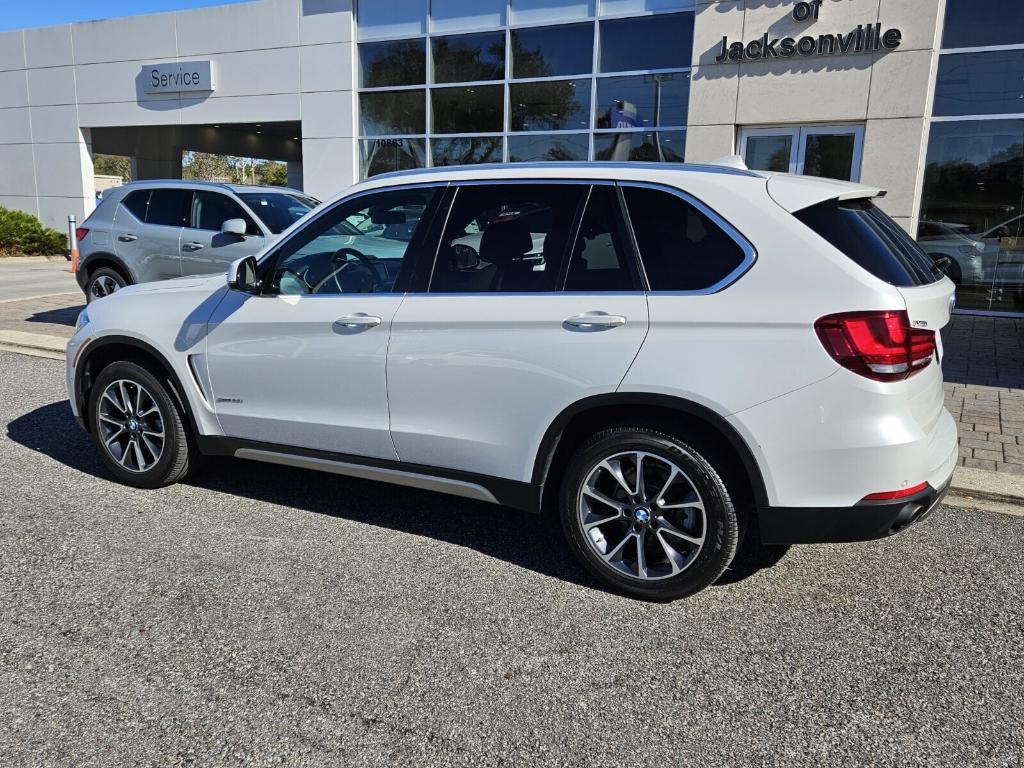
[[312, 247, 386, 294]]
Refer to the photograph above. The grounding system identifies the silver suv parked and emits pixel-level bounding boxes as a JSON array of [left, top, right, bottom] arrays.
[[74, 180, 318, 302]]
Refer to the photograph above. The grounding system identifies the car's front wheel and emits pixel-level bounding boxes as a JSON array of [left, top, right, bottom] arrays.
[[88, 361, 193, 488], [85, 267, 126, 303], [560, 427, 739, 601]]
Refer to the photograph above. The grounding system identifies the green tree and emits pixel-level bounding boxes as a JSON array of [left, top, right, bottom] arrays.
[[182, 151, 232, 181], [93, 154, 132, 180]]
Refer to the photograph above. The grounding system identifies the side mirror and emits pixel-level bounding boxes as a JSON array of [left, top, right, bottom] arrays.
[[227, 255, 259, 293], [221, 218, 247, 237]]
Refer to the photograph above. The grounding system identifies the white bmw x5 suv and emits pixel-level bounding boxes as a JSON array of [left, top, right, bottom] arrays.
[[66, 163, 958, 601]]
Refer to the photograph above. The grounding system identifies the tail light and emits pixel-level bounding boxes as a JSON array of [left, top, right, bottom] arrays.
[[814, 310, 935, 382], [74, 227, 89, 243], [861, 482, 928, 501]]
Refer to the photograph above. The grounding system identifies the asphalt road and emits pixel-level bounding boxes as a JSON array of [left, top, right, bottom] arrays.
[[2, 351, 1022, 767], [0, 258, 79, 303]]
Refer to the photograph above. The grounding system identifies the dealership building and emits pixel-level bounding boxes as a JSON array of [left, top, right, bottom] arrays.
[[0, 0, 1021, 313]]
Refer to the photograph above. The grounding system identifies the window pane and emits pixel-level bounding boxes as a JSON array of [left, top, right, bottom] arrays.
[[510, 0, 594, 26], [802, 133, 856, 181], [146, 189, 190, 227], [942, 0, 1024, 49], [623, 186, 745, 291], [744, 135, 792, 172], [359, 39, 426, 88], [510, 23, 594, 78], [432, 31, 505, 84], [510, 79, 591, 131], [918, 119, 1024, 312], [430, 85, 504, 133], [269, 188, 438, 295], [431, 136, 503, 166], [934, 50, 1024, 117], [357, 0, 428, 39], [565, 186, 637, 291], [190, 191, 257, 233], [599, 13, 693, 73], [595, 72, 689, 129], [508, 133, 590, 162], [360, 138, 428, 177], [430, 184, 586, 292], [601, 0, 694, 13], [594, 130, 685, 162], [430, 0, 506, 34], [359, 90, 426, 135]]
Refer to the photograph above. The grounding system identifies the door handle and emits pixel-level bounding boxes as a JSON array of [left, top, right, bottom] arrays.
[[335, 313, 382, 328], [564, 312, 627, 329], [182, 242, 205, 252], [117, 234, 137, 242]]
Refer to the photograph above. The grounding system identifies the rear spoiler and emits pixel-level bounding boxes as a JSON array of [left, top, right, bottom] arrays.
[[765, 174, 885, 213]]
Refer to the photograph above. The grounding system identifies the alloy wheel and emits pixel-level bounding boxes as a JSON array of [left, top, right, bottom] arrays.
[[577, 450, 707, 581], [90, 274, 121, 299], [96, 379, 165, 473]]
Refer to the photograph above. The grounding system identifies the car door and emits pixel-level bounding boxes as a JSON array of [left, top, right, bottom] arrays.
[[111, 188, 186, 282], [179, 190, 267, 277], [204, 184, 443, 460], [386, 182, 650, 483]]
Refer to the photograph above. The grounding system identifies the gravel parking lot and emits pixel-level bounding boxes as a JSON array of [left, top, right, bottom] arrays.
[[2, 351, 1022, 767]]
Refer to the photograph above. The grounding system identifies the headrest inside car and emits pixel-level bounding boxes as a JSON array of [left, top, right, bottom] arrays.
[[371, 208, 405, 225], [479, 219, 533, 265]]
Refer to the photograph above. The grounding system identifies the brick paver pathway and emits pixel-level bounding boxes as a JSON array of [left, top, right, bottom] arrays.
[[0, 293, 82, 338]]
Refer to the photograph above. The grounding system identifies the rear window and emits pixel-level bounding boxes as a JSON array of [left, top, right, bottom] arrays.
[[795, 199, 943, 287]]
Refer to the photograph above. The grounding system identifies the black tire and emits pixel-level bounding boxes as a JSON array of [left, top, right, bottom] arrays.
[[560, 427, 739, 602], [88, 361, 193, 488], [85, 266, 127, 303]]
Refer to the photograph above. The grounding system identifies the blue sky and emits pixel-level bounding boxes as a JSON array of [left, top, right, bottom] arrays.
[[0, 0, 253, 32]]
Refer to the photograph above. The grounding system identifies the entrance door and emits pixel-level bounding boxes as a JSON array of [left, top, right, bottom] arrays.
[[739, 124, 865, 182]]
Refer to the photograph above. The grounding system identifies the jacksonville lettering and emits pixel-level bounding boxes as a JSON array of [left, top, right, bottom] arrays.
[[715, 25, 902, 62]]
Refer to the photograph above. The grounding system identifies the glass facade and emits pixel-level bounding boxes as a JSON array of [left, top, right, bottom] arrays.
[[356, 1, 694, 178], [918, 0, 1024, 314]]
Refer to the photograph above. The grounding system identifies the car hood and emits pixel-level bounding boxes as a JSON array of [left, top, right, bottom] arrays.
[[116, 273, 226, 296]]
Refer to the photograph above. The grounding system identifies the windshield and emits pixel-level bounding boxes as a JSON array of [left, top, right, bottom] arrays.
[[238, 192, 320, 234]]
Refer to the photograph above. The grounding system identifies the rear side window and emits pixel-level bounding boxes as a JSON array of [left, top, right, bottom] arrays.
[[121, 191, 150, 221], [795, 199, 943, 287], [622, 186, 748, 291], [146, 189, 191, 227], [565, 186, 639, 292]]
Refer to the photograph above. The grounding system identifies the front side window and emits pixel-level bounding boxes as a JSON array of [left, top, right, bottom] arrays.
[[145, 189, 191, 227], [622, 186, 747, 292], [430, 184, 586, 293], [190, 191, 259, 234], [238, 192, 318, 234], [266, 188, 438, 296]]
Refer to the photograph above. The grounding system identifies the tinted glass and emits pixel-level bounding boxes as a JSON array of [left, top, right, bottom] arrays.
[[431, 85, 504, 133], [145, 189, 190, 227], [359, 90, 426, 135], [190, 191, 257, 233], [511, 23, 594, 78], [595, 73, 689, 129], [430, 184, 586, 293], [268, 188, 437, 295], [431, 136, 503, 166], [623, 186, 746, 291], [432, 31, 505, 83], [360, 138, 427, 177], [802, 133, 856, 181], [238, 192, 317, 234], [565, 186, 637, 292], [796, 199, 942, 287], [508, 133, 590, 162], [359, 39, 426, 88], [510, 79, 591, 132], [599, 13, 693, 73], [942, 0, 1024, 49], [744, 135, 792, 172], [594, 130, 685, 162], [934, 50, 1024, 117], [121, 190, 150, 221]]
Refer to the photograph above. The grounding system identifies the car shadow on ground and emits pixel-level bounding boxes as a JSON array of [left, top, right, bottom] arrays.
[[26, 304, 84, 327], [7, 400, 788, 594]]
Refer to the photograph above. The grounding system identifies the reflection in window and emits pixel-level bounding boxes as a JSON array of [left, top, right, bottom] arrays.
[[918, 119, 1024, 312], [508, 133, 589, 162], [934, 50, 1024, 117], [431, 85, 504, 133], [360, 138, 427, 177], [359, 90, 426, 136], [941, 0, 1024, 49], [359, 39, 426, 88], [744, 135, 792, 172], [595, 73, 689, 129], [510, 23, 594, 78], [510, 80, 591, 132], [594, 130, 685, 162], [599, 13, 693, 73], [431, 136, 503, 166], [432, 31, 505, 83], [803, 134, 856, 181]]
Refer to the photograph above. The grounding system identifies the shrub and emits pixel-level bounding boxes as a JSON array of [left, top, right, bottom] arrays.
[[0, 207, 67, 256]]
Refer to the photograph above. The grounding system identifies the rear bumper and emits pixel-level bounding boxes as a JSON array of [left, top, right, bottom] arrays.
[[758, 476, 952, 544]]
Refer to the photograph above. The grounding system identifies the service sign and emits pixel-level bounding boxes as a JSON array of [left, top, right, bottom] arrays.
[[142, 61, 215, 94]]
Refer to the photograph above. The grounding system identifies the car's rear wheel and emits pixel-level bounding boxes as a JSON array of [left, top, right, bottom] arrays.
[[85, 267, 126, 303], [560, 427, 739, 601], [88, 361, 193, 488]]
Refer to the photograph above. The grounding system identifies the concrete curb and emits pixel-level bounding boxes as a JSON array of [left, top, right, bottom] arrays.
[[0, 255, 69, 263], [0, 330, 67, 361]]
